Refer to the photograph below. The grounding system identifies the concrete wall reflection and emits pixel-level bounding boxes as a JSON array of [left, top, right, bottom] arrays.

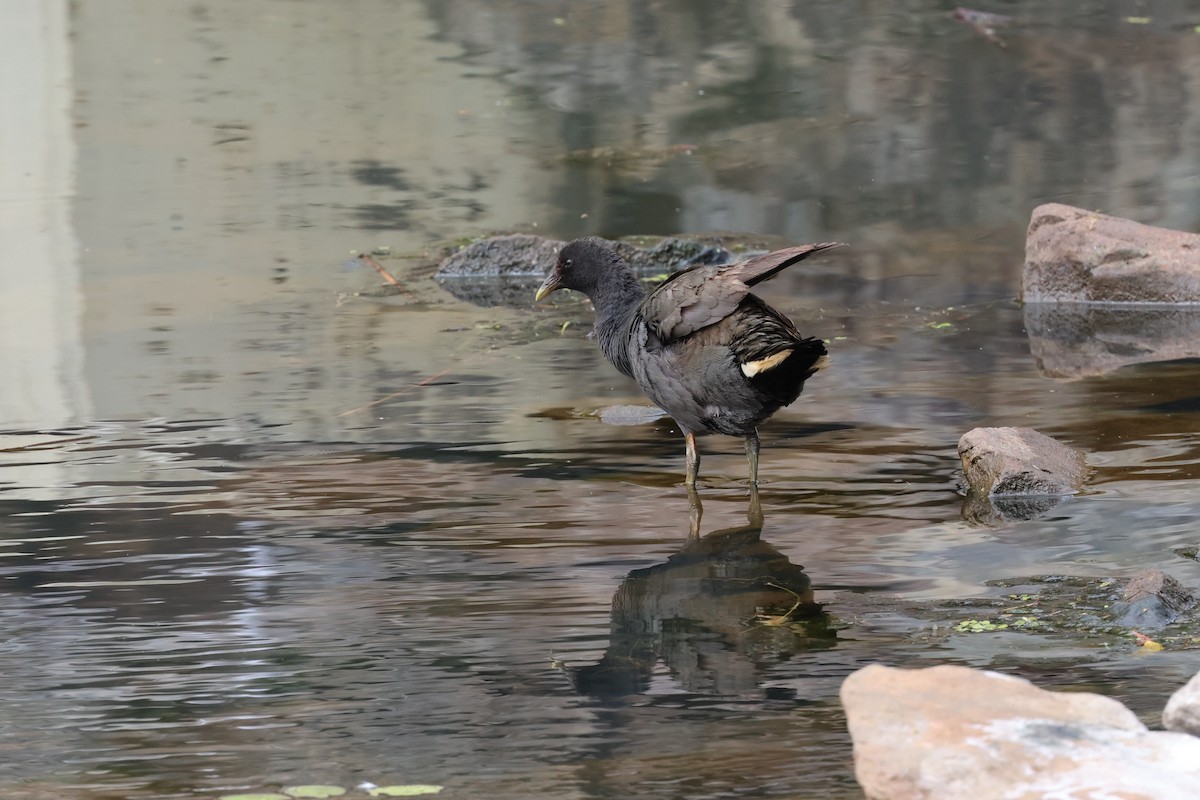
[[0, 0, 88, 431]]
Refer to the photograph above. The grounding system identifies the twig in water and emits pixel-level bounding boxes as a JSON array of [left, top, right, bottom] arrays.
[[337, 366, 455, 417], [359, 253, 401, 286], [754, 580, 807, 626]]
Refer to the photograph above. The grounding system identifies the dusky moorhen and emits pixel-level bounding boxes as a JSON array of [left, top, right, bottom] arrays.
[[536, 237, 843, 485]]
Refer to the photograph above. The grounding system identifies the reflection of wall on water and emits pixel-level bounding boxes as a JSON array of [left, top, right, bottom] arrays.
[[66, 0, 548, 437], [0, 0, 89, 438]]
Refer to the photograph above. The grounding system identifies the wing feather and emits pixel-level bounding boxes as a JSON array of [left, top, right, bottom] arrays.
[[639, 242, 845, 343], [725, 242, 845, 286], [641, 267, 746, 342]]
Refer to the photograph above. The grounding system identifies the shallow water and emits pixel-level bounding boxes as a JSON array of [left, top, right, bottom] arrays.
[[4, 2, 1200, 798]]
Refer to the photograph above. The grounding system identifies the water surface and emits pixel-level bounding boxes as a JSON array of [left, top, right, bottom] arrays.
[[3, 2, 1200, 798]]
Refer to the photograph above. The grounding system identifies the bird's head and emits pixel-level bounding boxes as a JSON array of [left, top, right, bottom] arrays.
[[535, 237, 622, 302]]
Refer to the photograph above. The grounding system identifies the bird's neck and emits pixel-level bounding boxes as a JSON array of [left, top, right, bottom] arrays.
[[589, 271, 645, 379]]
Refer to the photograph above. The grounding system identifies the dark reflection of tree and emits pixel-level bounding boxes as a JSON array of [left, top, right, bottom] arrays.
[[422, 1, 1200, 238], [0, 500, 266, 620], [571, 488, 835, 700]]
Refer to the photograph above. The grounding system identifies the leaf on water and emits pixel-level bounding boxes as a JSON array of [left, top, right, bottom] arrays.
[[1124, 16, 1151, 23], [596, 404, 670, 426], [283, 786, 347, 798], [219, 794, 292, 800], [367, 787, 444, 797], [955, 619, 1008, 633]]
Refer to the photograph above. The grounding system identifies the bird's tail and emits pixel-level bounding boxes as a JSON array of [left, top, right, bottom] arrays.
[[746, 336, 827, 405], [734, 242, 847, 287]]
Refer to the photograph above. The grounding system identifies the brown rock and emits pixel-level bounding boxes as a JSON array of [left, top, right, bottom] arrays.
[[958, 427, 1088, 497], [842, 663, 1200, 800], [1022, 203, 1200, 303], [1163, 670, 1200, 737]]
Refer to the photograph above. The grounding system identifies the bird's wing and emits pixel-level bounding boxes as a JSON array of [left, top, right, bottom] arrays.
[[640, 265, 748, 343], [640, 242, 845, 343], [725, 242, 845, 287]]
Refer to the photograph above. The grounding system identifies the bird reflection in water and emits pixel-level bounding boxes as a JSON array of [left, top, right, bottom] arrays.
[[570, 487, 835, 700]]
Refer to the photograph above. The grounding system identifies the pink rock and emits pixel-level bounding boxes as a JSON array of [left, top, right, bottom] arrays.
[[842, 664, 1200, 800], [1163, 670, 1200, 737], [958, 426, 1088, 497], [1022, 203, 1200, 303]]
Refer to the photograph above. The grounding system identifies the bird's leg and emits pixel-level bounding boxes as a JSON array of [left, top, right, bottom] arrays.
[[747, 481, 763, 529], [687, 483, 703, 539], [744, 429, 761, 486], [684, 431, 701, 486]]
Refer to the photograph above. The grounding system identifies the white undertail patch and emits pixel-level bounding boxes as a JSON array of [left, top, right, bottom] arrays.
[[740, 348, 793, 378]]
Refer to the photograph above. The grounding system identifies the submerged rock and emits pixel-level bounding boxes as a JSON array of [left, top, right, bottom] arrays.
[[841, 663, 1200, 800], [1109, 568, 1196, 631], [966, 573, 1200, 637], [1025, 304, 1200, 379], [1175, 544, 1200, 562], [1022, 203, 1200, 304], [908, 573, 1200, 643], [435, 233, 739, 280], [432, 276, 546, 308], [434, 233, 748, 306], [609, 237, 735, 272], [436, 234, 564, 278], [958, 426, 1088, 497], [1163, 670, 1200, 737]]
